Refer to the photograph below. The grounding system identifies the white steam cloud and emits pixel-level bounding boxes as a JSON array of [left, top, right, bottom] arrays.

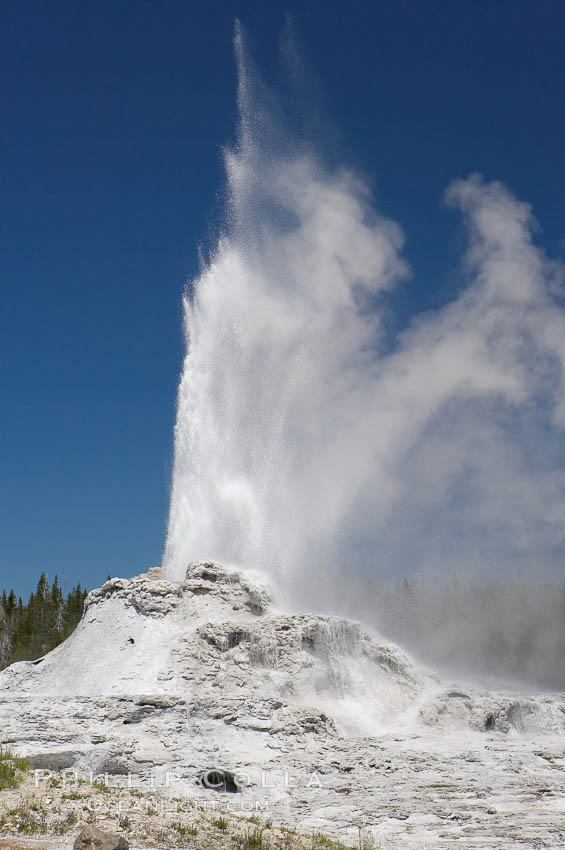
[[163, 26, 565, 598]]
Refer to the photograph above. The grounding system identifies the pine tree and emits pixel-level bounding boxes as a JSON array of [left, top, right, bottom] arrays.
[[0, 573, 88, 669], [6, 591, 16, 618]]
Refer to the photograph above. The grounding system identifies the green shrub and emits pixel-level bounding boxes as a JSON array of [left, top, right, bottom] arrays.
[[233, 827, 265, 848], [0, 747, 29, 790], [174, 822, 198, 837]]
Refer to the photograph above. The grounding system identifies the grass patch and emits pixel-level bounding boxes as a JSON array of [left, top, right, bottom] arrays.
[[8, 803, 47, 835], [62, 790, 83, 801], [0, 747, 29, 790], [233, 827, 265, 848], [311, 834, 351, 849], [173, 822, 198, 837]]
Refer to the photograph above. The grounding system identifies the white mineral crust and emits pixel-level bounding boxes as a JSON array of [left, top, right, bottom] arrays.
[[1, 562, 565, 847]]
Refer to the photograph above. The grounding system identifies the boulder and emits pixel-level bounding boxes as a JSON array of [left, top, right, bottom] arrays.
[[73, 825, 129, 850]]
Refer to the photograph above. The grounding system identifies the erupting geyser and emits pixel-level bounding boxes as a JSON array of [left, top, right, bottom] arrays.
[[162, 25, 410, 585], [3, 23, 565, 850], [163, 24, 565, 593]]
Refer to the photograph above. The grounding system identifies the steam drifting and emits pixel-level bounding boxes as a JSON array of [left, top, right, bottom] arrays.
[[163, 27, 565, 595]]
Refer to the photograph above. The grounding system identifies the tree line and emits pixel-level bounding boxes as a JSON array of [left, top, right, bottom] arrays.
[[332, 573, 565, 690], [0, 573, 88, 670]]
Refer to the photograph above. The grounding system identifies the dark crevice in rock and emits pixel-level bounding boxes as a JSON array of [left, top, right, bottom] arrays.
[[485, 714, 496, 731], [227, 630, 248, 649], [198, 768, 241, 793]]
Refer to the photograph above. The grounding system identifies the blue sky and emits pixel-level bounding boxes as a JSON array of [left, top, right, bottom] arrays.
[[2, 0, 564, 598]]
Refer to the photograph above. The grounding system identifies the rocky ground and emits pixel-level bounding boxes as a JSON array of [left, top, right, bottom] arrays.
[[0, 769, 353, 850], [1, 563, 565, 848]]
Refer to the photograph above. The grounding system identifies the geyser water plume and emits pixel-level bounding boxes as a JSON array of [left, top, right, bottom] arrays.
[[163, 25, 409, 587], [163, 25, 565, 598]]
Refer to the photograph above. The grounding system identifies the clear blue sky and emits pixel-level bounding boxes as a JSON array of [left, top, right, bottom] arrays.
[[2, 0, 564, 598]]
